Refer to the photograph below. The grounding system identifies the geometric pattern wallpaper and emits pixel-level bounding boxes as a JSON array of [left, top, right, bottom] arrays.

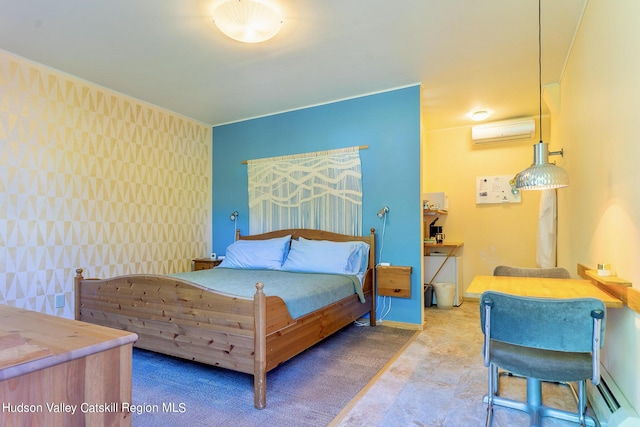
[[0, 50, 212, 318]]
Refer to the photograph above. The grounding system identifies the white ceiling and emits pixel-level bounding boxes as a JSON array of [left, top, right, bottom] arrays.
[[0, 0, 586, 130]]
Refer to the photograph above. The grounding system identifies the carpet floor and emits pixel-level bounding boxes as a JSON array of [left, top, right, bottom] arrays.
[[130, 323, 417, 427]]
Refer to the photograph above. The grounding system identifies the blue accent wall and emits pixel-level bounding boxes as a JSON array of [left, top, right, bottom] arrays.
[[212, 86, 422, 324]]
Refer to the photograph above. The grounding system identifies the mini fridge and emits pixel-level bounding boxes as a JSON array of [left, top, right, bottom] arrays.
[[424, 255, 464, 306]]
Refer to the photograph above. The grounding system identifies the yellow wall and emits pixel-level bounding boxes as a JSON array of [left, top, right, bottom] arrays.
[[556, 0, 640, 411], [424, 118, 552, 289], [0, 50, 212, 318]]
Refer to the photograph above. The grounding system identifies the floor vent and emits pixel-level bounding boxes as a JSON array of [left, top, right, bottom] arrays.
[[587, 367, 640, 427]]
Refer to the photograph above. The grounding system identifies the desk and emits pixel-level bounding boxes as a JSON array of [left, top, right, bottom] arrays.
[[465, 275, 623, 308], [0, 305, 138, 427]]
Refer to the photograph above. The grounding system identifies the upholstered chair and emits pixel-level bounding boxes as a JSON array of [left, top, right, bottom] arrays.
[[480, 291, 605, 427], [492, 265, 574, 397]]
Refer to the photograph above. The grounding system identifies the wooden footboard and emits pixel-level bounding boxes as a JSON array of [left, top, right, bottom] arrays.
[[75, 270, 273, 408]]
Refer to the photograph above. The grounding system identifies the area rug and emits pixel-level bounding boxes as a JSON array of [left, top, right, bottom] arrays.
[[130, 324, 417, 427]]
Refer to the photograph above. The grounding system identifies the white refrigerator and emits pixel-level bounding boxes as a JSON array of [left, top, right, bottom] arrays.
[[424, 255, 464, 306]]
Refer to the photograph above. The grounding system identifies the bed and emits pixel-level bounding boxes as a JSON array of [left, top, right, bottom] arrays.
[[74, 228, 377, 409]]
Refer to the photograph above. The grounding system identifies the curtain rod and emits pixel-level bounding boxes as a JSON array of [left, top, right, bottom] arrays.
[[240, 145, 368, 164]]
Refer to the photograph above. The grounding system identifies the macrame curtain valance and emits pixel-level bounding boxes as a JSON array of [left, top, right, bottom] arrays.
[[247, 146, 363, 235]]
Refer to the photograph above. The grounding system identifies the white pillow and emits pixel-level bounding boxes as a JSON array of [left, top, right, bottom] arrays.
[[282, 238, 369, 275], [218, 235, 291, 270]]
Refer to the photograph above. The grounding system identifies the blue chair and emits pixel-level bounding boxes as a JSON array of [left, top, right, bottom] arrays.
[[492, 266, 575, 398], [480, 291, 605, 427]]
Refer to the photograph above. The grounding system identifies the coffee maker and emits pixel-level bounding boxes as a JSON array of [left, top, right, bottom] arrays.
[[429, 218, 445, 243]]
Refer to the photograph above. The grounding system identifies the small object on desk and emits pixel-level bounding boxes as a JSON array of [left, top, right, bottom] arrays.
[[597, 263, 612, 277], [424, 238, 436, 244]]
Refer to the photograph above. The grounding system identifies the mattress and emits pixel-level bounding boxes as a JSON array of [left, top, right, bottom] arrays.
[[170, 267, 365, 319]]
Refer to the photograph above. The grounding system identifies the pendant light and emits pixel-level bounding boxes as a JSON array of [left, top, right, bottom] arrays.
[[515, 0, 569, 190]]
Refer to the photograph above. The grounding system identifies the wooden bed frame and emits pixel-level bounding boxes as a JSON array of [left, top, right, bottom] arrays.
[[74, 228, 377, 409]]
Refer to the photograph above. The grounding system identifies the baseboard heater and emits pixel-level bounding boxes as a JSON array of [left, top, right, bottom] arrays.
[[587, 366, 640, 426]]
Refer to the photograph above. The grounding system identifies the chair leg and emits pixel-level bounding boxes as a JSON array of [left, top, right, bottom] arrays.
[[484, 364, 498, 426], [578, 381, 588, 427], [484, 377, 598, 427], [526, 377, 543, 427], [499, 370, 579, 405]]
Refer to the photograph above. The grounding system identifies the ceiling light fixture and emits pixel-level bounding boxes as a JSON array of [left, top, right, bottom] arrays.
[[212, 0, 283, 44], [515, 0, 569, 190], [470, 110, 491, 121]]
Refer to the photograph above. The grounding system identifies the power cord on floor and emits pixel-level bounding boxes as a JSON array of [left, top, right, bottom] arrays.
[[354, 207, 392, 327]]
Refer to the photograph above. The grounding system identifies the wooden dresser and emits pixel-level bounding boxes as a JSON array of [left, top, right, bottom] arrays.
[[0, 304, 138, 427]]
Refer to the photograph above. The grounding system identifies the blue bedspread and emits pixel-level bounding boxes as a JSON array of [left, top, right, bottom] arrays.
[[169, 268, 365, 319]]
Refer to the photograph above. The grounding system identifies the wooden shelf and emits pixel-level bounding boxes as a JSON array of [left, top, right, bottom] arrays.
[[577, 263, 639, 315], [423, 209, 448, 216], [583, 269, 631, 287], [424, 241, 463, 248]]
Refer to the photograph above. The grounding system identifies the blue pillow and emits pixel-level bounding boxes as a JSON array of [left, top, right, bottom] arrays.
[[218, 235, 291, 270], [282, 238, 369, 275]]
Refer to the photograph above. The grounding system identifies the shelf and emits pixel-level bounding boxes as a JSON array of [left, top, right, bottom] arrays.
[[577, 263, 639, 315], [424, 241, 463, 249], [584, 269, 631, 287], [423, 209, 447, 216]]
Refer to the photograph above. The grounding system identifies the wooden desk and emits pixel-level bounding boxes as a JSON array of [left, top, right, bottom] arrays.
[[465, 275, 623, 308], [0, 305, 138, 427]]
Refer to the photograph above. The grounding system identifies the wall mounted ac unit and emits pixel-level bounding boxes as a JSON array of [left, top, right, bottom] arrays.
[[471, 118, 535, 143]]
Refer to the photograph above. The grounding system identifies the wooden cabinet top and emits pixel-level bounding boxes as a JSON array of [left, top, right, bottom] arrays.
[[0, 305, 137, 381]]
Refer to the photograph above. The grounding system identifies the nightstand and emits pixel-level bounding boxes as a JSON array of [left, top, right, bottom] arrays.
[[193, 258, 223, 271], [377, 265, 412, 298]]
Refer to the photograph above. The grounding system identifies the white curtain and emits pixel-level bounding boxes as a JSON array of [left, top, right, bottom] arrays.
[[536, 189, 557, 267], [247, 146, 362, 235]]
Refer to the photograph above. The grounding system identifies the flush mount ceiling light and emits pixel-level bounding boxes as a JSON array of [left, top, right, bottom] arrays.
[[470, 110, 491, 121], [515, 0, 569, 190], [212, 0, 283, 43]]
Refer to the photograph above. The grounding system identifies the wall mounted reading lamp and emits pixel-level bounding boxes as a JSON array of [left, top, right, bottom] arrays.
[[377, 206, 389, 219]]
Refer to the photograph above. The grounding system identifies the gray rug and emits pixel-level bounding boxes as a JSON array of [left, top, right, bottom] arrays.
[[131, 324, 417, 427]]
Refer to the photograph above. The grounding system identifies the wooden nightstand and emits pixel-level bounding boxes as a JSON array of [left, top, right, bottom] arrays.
[[193, 258, 223, 271], [377, 265, 412, 298]]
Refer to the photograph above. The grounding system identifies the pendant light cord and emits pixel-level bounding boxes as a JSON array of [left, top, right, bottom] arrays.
[[538, 0, 543, 143]]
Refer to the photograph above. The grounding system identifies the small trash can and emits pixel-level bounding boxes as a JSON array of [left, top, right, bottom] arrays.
[[433, 282, 455, 309], [423, 284, 434, 307]]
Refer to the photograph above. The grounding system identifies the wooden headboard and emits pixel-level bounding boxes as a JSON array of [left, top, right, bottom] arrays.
[[235, 228, 377, 269]]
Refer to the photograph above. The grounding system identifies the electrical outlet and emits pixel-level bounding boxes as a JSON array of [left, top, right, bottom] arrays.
[[55, 293, 65, 308]]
